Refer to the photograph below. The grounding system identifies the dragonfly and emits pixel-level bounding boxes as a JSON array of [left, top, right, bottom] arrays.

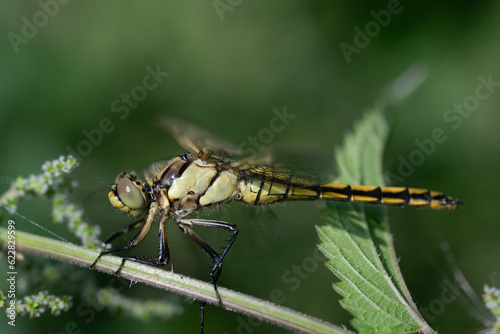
[[90, 116, 463, 329]]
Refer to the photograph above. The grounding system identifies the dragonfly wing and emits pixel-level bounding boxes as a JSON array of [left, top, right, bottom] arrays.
[[226, 204, 280, 261], [158, 115, 242, 159], [238, 165, 320, 188], [197, 202, 280, 262], [233, 144, 336, 187]]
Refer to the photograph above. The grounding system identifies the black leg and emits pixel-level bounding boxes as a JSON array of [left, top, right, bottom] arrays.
[[176, 218, 239, 305], [90, 203, 170, 273], [200, 301, 205, 334], [102, 219, 145, 244], [111, 213, 169, 274]]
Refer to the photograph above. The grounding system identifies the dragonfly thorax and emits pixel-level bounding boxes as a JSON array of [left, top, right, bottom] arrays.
[[152, 154, 240, 218]]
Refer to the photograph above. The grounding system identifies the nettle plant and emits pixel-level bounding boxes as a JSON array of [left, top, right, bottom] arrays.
[[1, 78, 498, 333]]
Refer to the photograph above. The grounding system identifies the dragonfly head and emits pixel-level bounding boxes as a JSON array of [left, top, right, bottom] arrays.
[[108, 172, 148, 218]]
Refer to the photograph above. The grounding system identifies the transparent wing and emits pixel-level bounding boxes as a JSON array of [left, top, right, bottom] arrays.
[[157, 115, 242, 159], [233, 144, 337, 187], [158, 115, 336, 187], [225, 204, 280, 261], [194, 202, 280, 262]]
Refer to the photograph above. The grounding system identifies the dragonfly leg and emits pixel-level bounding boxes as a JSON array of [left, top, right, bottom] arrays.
[[90, 203, 170, 274], [200, 301, 205, 334], [102, 219, 145, 245], [176, 218, 239, 305], [114, 213, 169, 272]]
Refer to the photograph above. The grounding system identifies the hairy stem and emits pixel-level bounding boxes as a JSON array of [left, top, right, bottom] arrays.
[[0, 227, 351, 334]]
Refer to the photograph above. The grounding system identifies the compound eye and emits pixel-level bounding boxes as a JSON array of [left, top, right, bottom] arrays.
[[116, 176, 145, 210]]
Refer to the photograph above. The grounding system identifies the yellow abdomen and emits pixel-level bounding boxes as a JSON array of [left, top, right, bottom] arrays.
[[239, 178, 462, 210]]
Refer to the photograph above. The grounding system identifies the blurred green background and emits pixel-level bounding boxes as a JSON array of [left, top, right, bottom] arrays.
[[1, 1, 499, 333]]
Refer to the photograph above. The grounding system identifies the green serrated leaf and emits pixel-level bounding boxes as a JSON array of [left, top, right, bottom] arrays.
[[317, 108, 434, 334]]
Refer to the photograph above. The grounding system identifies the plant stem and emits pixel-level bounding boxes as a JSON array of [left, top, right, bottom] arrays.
[[0, 227, 351, 334]]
